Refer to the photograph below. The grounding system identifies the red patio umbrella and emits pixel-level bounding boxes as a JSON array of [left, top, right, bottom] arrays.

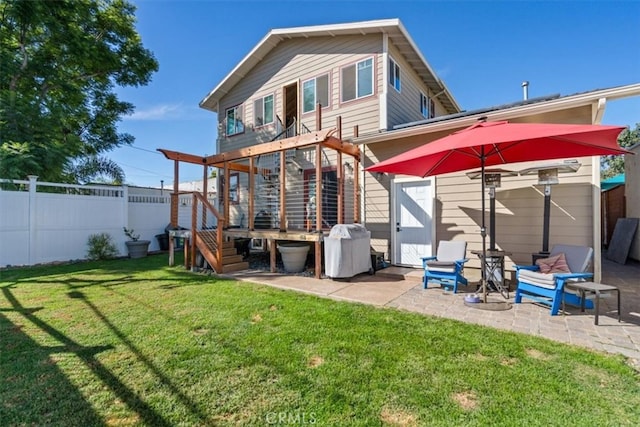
[[366, 119, 629, 302]]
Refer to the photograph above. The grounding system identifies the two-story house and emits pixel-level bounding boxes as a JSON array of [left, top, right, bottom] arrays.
[[160, 18, 640, 281]]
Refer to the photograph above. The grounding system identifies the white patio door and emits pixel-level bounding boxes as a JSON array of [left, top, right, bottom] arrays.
[[393, 179, 433, 267]]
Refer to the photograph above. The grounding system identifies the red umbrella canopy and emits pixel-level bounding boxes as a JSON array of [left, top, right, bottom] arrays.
[[366, 120, 629, 177]]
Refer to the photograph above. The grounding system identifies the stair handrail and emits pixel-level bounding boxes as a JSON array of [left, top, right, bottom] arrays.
[[192, 192, 226, 271]]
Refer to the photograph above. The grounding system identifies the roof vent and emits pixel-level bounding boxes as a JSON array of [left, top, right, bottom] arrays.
[[522, 81, 530, 100]]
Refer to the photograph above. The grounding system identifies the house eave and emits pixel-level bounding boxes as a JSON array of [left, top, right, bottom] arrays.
[[352, 83, 640, 145]]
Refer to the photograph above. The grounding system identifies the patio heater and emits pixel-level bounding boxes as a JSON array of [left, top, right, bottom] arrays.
[[466, 169, 517, 296], [466, 169, 517, 251], [519, 160, 581, 262]]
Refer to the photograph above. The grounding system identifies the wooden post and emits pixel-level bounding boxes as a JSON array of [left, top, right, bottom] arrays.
[[336, 117, 343, 224], [249, 156, 255, 230], [354, 153, 360, 224], [202, 165, 208, 228], [316, 103, 322, 131], [270, 239, 277, 273], [315, 144, 323, 231], [353, 125, 360, 224], [315, 241, 321, 279], [280, 149, 286, 231], [171, 160, 179, 227], [191, 193, 197, 269], [224, 162, 230, 228], [337, 151, 343, 224]]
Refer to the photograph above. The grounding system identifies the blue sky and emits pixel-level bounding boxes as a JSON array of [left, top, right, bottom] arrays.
[[113, 0, 640, 187]]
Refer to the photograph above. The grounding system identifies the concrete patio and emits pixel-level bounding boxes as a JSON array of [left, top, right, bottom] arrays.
[[222, 255, 640, 370]]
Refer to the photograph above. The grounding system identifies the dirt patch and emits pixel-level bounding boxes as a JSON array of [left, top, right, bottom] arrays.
[[193, 328, 209, 335], [307, 355, 324, 368], [500, 357, 518, 366], [380, 406, 417, 426], [452, 391, 479, 411], [251, 313, 263, 323], [470, 353, 488, 362], [269, 305, 278, 311], [526, 348, 552, 360], [106, 414, 141, 426]]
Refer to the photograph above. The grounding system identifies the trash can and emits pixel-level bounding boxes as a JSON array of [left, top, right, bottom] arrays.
[[165, 224, 187, 249], [156, 233, 169, 251], [324, 224, 372, 279]]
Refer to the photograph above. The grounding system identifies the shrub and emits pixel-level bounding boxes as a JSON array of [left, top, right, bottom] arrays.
[[87, 233, 119, 260]]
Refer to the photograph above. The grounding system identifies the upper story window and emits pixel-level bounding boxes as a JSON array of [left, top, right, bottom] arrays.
[[341, 57, 373, 102], [225, 104, 244, 136], [302, 74, 329, 113], [254, 94, 274, 127], [420, 92, 436, 119], [389, 57, 401, 92]]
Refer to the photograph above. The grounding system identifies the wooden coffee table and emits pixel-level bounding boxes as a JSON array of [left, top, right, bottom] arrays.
[[564, 282, 621, 325]]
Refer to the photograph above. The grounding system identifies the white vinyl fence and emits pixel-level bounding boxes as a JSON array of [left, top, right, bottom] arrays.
[[0, 176, 214, 267]]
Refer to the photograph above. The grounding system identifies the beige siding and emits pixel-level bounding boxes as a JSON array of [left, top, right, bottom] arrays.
[[216, 34, 384, 153], [386, 43, 447, 129], [364, 135, 596, 268], [435, 156, 595, 270], [626, 145, 640, 261]]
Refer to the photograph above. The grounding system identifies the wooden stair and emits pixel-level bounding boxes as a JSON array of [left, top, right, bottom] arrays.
[[195, 231, 249, 273]]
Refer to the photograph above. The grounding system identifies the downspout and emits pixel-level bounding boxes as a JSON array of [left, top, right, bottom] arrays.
[[592, 97, 607, 282]]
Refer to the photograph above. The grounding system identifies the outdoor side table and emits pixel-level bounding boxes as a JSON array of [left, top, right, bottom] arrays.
[[470, 249, 511, 299], [564, 281, 621, 325], [168, 229, 191, 268]]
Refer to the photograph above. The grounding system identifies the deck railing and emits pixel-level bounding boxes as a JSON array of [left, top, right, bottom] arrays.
[[192, 192, 225, 271]]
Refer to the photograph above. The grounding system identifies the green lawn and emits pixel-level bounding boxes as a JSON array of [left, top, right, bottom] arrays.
[[1, 255, 639, 426]]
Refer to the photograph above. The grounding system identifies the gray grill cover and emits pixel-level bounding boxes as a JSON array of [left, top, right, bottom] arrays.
[[324, 224, 372, 278]]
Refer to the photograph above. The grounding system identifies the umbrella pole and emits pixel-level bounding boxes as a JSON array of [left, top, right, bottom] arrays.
[[542, 184, 551, 255], [480, 150, 488, 303]]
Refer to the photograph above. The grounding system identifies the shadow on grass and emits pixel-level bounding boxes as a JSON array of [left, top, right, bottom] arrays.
[[67, 290, 213, 424], [1, 285, 174, 426], [1, 254, 219, 291]]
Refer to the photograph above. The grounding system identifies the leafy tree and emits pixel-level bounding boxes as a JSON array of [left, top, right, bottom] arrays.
[[0, 0, 158, 183], [601, 123, 640, 179]]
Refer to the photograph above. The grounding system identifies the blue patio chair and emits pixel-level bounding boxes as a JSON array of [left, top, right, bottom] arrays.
[[421, 240, 469, 293], [514, 244, 594, 315]]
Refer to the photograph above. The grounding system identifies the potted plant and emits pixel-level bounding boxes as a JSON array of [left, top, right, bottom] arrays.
[[123, 227, 150, 258]]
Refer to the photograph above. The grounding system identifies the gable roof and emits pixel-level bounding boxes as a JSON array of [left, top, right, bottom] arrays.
[[199, 18, 460, 114]]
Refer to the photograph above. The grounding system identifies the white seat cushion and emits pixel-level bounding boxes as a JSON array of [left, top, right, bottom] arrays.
[[518, 269, 557, 289]]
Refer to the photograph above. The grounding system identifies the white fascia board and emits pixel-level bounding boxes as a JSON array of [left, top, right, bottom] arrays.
[[270, 18, 401, 37]]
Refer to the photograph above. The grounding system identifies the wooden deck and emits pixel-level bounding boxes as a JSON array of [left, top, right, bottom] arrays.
[[224, 228, 328, 278]]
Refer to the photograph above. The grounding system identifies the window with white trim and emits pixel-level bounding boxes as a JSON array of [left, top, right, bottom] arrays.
[[341, 57, 373, 102], [302, 74, 329, 113], [420, 92, 436, 119], [254, 94, 274, 127], [389, 58, 401, 92], [225, 105, 244, 136]]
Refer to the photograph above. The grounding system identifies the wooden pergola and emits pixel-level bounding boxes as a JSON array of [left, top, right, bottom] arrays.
[[158, 116, 362, 278]]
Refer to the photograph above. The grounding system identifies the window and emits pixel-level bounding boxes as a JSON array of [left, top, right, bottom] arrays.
[[302, 74, 329, 113], [225, 105, 244, 136], [420, 93, 436, 119], [389, 58, 401, 92], [254, 94, 274, 127], [341, 57, 373, 102]]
